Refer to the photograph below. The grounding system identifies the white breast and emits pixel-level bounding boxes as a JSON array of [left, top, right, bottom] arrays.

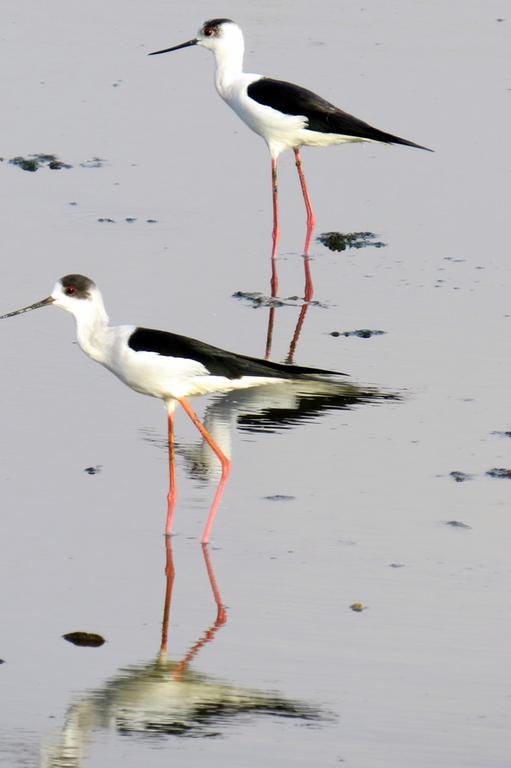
[[218, 74, 307, 158]]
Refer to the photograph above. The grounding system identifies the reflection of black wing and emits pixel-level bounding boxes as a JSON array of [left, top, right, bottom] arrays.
[[129, 327, 343, 380], [248, 77, 431, 150], [236, 388, 398, 433]]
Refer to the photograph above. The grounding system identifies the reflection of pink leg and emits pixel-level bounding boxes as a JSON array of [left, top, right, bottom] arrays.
[[286, 302, 310, 364], [271, 157, 279, 298], [165, 411, 177, 536], [265, 306, 276, 360], [160, 536, 175, 654], [172, 544, 227, 679], [294, 148, 316, 301], [202, 543, 227, 626], [178, 397, 232, 544]]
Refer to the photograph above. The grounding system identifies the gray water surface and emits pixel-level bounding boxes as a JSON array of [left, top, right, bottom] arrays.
[[1, 1, 510, 766]]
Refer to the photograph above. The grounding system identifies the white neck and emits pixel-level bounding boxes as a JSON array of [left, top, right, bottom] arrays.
[[211, 29, 245, 93], [72, 294, 111, 365]]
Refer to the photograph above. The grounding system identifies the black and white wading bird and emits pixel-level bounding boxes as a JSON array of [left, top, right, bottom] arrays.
[[0, 275, 343, 542], [150, 18, 431, 297]]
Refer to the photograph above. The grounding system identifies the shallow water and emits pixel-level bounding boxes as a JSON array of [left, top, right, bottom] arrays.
[[1, 1, 510, 766]]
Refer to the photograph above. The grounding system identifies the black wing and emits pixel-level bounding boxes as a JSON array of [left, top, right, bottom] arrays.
[[128, 327, 344, 380], [247, 78, 431, 150]]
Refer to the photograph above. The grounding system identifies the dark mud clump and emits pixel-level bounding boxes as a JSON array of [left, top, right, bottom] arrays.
[[317, 231, 386, 252], [8, 153, 72, 172], [486, 467, 511, 479], [449, 471, 472, 483], [445, 520, 471, 529], [63, 631, 105, 647], [330, 329, 385, 339]]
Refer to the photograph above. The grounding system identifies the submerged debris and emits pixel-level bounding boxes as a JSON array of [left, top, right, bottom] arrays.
[[63, 632, 105, 647], [486, 467, 511, 479], [8, 153, 72, 172], [330, 329, 385, 339], [317, 231, 386, 252], [449, 471, 472, 483], [233, 291, 323, 308], [80, 157, 106, 168]]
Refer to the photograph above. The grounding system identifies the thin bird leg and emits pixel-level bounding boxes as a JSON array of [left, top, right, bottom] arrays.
[[271, 157, 280, 297], [165, 411, 178, 536], [294, 148, 316, 301], [178, 397, 232, 544], [159, 536, 176, 656]]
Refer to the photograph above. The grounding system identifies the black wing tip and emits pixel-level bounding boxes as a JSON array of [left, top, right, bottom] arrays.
[[395, 138, 434, 152]]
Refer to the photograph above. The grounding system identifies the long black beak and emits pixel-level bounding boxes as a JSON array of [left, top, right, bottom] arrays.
[[0, 296, 54, 320], [148, 38, 198, 56]]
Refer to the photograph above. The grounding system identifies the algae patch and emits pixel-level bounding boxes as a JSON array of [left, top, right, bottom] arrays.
[[317, 231, 386, 252]]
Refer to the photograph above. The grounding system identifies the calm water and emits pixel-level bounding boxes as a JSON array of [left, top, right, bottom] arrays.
[[1, 1, 510, 766]]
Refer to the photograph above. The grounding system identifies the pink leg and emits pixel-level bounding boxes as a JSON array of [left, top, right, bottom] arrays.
[[294, 148, 316, 301], [271, 157, 280, 297], [165, 411, 177, 536], [178, 397, 231, 544]]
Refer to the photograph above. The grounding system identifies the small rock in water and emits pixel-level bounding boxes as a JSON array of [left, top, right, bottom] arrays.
[[350, 602, 365, 612], [449, 471, 472, 483], [486, 467, 511, 479], [125, 217, 137, 223], [445, 520, 471, 529], [63, 632, 105, 647], [264, 494, 296, 502], [97, 217, 115, 223], [84, 465, 102, 475]]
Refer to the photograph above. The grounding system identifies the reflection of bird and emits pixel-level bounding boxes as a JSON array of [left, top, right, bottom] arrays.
[[144, 380, 392, 483], [0, 274, 344, 542], [150, 18, 431, 297], [40, 541, 323, 767]]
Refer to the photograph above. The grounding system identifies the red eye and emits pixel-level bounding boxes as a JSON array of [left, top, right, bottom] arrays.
[[65, 285, 77, 296]]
